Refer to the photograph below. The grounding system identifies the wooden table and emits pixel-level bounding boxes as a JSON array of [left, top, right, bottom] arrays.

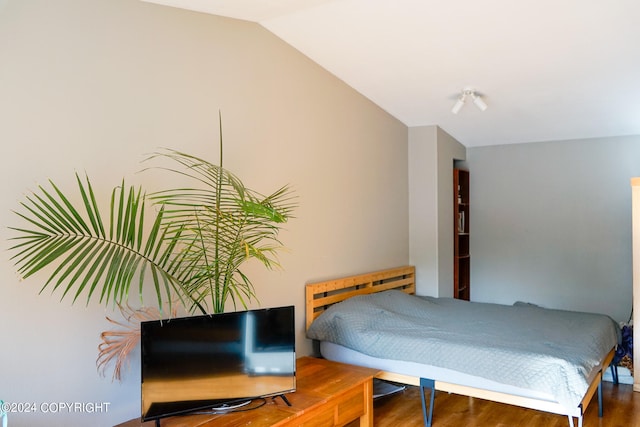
[[116, 357, 379, 427]]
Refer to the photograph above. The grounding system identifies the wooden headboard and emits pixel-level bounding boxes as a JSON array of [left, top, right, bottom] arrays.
[[305, 265, 415, 330]]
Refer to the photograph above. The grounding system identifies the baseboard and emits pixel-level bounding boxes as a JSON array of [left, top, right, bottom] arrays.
[[603, 366, 634, 385]]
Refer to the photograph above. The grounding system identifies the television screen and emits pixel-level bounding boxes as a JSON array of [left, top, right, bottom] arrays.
[[141, 306, 296, 422]]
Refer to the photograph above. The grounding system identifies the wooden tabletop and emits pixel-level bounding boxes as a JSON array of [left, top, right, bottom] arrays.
[[115, 357, 380, 427]]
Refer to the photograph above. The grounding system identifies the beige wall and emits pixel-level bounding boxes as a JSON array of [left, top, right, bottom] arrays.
[[0, 1, 408, 425], [408, 126, 465, 296], [408, 126, 438, 293], [436, 127, 467, 296]]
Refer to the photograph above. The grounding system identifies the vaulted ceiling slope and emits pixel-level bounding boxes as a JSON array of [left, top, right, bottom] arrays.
[[143, 0, 640, 147]]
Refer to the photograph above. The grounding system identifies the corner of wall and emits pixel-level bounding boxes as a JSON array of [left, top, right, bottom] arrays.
[[408, 125, 467, 297]]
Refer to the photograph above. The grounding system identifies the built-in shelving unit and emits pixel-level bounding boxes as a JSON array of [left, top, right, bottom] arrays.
[[454, 169, 470, 300]]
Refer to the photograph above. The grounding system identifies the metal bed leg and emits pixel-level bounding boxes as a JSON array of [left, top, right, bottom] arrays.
[[598, 378, 603, 417], [419, 378, 435, 427], [610, 363, 619, 384]]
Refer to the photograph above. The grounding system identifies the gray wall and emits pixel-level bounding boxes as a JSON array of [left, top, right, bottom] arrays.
[[467, 135, 640, 323]]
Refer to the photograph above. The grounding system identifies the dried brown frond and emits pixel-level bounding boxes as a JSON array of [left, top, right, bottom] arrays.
[[97, 303, 178, 381]]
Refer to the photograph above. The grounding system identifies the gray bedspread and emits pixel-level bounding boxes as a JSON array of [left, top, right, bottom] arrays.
[[307, 290, 620, 409]]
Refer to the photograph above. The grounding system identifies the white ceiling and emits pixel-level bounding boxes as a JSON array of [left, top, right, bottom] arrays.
[[143, 0, 640, 147]]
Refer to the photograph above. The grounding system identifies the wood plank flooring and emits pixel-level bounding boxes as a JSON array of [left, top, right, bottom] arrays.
[[355, 381, 639, 427]]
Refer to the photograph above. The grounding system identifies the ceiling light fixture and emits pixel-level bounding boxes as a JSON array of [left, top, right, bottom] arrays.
[[451, 94, 467, 114], [451, 88, 487, 114]]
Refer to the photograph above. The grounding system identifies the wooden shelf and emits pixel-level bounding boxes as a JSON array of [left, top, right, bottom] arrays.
[[454, 169, 470, 301]]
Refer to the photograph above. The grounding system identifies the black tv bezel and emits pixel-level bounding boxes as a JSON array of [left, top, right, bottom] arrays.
[[140, 305, 296, 422]]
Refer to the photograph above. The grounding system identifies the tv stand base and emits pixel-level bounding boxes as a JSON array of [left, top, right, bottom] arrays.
[[273, 394, 292, 406]]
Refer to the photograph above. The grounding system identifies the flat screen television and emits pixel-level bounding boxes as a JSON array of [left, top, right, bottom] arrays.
[[140, 306, 296, 423]]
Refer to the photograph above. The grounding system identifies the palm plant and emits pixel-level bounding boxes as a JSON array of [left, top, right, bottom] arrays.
[[8, 135, 296, 379]]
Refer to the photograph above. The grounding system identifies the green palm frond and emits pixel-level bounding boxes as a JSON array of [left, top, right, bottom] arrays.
[[144, 149, 297, 313], [8, 151, 297, 315], [8, 173, 185, 312]]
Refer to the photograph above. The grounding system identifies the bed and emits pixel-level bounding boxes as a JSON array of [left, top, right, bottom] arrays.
[[305, 266, 619, 427]]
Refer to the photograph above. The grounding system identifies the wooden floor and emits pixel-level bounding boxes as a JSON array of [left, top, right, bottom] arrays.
[[354, 381, 639, 427]]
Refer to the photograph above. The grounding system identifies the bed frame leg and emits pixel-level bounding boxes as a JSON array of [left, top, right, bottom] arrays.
[[419, 378, 435, 427], [610, 363, 619, 384], [598, 378, 603, 417], [567, 415, 583, 427]]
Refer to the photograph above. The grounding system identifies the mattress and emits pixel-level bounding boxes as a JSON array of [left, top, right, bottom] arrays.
[[320, 340, 556, 402], [307, 290, 620, 410]]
